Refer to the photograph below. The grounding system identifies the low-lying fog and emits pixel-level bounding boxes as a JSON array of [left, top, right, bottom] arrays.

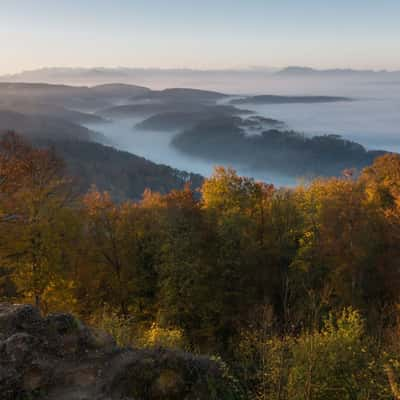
[[222, 78, 400, 153], [236, 97, 400, 153], [86, 118, 297, 186], [86, 78, 400, 186]]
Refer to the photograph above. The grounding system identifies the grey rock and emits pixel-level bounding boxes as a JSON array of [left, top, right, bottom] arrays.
[[0, 303, 237, 400]]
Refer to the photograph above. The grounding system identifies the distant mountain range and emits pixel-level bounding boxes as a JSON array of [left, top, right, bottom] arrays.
[[2, 66, 400, 86], [0, 67, 276, 87], [276, 66, 400, 77]]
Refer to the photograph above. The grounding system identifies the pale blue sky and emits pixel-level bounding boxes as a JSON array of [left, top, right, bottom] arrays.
[[1, 0, 399, 74]]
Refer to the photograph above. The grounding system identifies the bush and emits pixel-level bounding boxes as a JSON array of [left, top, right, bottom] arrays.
[[238, 308, 392, 400]]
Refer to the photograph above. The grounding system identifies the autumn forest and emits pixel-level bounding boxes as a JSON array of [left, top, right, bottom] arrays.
[[2, 132, 400, 398]]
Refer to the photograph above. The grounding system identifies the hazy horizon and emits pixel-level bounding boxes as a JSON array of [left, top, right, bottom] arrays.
[[3, 65, 400, 77], [1, 0, 400, 75]]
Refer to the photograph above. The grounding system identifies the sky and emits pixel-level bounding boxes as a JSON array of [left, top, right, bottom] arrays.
[[1, 0, 400, 75]]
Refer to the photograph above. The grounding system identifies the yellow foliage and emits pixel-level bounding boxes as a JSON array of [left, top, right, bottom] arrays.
[[139, 322, 186, 349]]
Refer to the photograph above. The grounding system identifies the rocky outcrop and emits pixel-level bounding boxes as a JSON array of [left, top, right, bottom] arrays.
[[0, 303, 239, 400]]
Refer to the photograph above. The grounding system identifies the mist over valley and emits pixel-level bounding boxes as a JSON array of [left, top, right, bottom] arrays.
[[0, 70, 399, 192]]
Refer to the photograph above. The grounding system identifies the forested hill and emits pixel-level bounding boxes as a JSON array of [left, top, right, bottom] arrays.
[[0, 110, 102, 142], [230, 94, 351, 105], [37, 139, 203, 201], [0, 82, 209, 200], [0, 81, 390, 196], [172, 116, 386, 177]]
